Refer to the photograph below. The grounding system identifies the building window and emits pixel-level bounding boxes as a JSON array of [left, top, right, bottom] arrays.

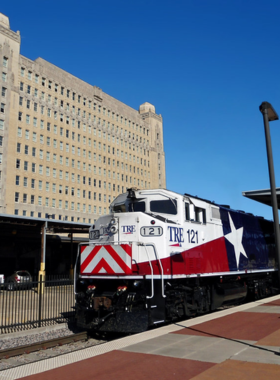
[[15, 175, 20, 185], [16, 159, 20, 169], [2, 72, 7, 82], [1, 87, 6, 97], [15, 192, 19, 202], [3, 57, 8, 67], [0, 103, 5, 113]]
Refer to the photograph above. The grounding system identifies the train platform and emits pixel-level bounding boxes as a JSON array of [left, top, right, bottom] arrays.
[[1, 294, 280, 380]]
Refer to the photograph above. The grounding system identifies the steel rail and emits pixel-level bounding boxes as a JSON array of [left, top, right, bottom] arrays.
[[0, 331, 88, 359]]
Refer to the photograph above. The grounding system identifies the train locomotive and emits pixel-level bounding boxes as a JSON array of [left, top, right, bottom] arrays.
[[74, 188, 277, 333]]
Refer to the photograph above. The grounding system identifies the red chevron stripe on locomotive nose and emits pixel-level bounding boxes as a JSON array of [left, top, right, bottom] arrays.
[[80, 244, 132, 275]]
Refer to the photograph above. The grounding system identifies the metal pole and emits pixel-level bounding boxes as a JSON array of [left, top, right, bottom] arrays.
[[261, 107, 280, 286], [70, 232, 74, 279], [38, 274, 42, 327], [38, 221, 48, 293]]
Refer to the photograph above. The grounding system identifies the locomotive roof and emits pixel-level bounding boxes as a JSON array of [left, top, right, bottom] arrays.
[[135, 188, 266, 220], [111, 188, 267, 221], [184, 191, 263, 218]]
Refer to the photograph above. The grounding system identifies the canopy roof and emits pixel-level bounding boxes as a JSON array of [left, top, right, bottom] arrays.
[[242, 188, 280, 209]]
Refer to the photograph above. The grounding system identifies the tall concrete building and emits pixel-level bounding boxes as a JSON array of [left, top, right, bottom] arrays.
[[0, 13, 166, 223]]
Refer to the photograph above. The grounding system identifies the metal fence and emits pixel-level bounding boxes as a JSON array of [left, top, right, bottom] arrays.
[[0, 275, 75, 334]]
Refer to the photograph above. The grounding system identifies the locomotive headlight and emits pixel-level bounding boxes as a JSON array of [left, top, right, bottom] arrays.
[[133, 280, 142, 288], [110, 225, 118, 234], [110, 218, 117, 225], [151, 220, 155, 225]]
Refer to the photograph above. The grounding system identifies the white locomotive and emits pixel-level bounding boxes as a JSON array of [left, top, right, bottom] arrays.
[[74, 188, 277, 333]]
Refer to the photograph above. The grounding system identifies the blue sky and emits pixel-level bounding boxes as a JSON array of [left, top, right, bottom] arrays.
[[2, 0, 280, 220]]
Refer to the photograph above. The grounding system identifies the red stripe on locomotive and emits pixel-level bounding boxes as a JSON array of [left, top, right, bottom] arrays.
[[133, 236, 230, 276]]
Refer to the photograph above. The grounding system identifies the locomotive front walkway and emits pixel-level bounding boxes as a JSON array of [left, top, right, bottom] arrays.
[[2, 295, 280, 380]]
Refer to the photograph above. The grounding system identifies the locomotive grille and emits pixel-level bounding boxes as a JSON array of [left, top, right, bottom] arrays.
[[211, 207, 221, 219]]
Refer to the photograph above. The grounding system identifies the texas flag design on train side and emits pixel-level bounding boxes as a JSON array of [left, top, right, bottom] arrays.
[[176, 210, 272, 275], [221, 209, 271, 272], [80, 244, 132, 275], [162, 210, 273, 276]]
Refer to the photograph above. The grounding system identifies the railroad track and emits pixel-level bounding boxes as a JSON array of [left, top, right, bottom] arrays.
[[0, 331, 88, 359]]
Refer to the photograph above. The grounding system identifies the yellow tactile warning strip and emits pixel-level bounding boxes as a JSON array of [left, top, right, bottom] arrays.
[[190, 359, 280, 380]]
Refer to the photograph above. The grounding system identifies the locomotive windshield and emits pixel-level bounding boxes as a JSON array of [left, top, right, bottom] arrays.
[[129, 201, 145, 212], [111, 198, 177, 215], [112, 200, 145, 213], [150, 199, 177, 215]]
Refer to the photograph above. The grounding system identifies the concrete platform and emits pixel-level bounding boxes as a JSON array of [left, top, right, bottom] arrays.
[[1, 295, 280, 380]]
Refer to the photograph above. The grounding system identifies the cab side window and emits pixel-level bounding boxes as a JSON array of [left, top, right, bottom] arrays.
[[185, 203, 190, 220], [195, 207, 206, 224]]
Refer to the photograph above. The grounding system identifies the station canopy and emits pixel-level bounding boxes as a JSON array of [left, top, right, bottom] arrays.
[[0, 213, 91, 241], [242, 188, 280, 209]]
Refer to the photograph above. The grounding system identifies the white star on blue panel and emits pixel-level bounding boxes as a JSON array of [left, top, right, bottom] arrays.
[[225, 213, 248, 268]]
